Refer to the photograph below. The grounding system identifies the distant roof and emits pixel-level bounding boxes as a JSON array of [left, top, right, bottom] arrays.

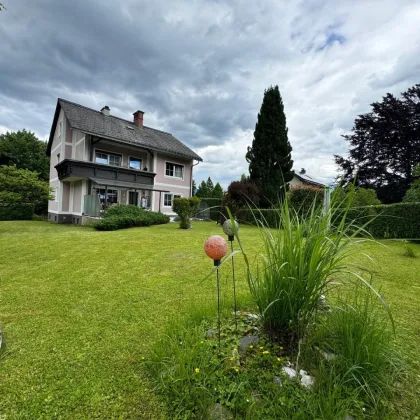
[[294, 172, 326, 187], [47, 98, 202, 161]]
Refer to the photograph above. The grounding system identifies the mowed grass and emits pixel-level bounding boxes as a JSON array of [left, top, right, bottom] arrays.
[[0, 221, 419, 419]]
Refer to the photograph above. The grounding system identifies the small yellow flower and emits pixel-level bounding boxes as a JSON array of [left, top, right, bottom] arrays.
[[141, 356, 145, 360], [194, 368, 200, 374], [259, 346, 264, 350], [249, 345, 253, 349], [277, 357, 281, 362], [262, 350, 269, 355], [234, 367, 239, 373], [200, 340, 204, 344]]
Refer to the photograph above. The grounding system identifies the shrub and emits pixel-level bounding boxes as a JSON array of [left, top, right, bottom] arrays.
[[402, 241, 417, 258], [103, 204, 145, 218], [0, 165, 52, 206], [288, 186, 323, 214], [223, 181, 260, 216], [0, 203, 34, 221], [172, 197, 200, 229], [94, 211, 169, 231]]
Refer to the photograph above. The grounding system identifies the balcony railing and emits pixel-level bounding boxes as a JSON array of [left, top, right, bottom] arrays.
[[55, 158, 156, 186]]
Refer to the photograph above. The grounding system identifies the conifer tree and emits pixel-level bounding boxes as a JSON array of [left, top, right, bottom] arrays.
[[246, 85, 294, 207]]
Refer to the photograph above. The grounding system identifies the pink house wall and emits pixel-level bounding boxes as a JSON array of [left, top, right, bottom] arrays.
[[154, 154, 192, 186], [152, 153, 193, 213], [73, 181, 82, 213]]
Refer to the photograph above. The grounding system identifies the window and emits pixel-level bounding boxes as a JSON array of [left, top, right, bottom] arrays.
[[57, 153, 60, 163], [165, 162, 184, 179], [58, 121, 62, 137], [163, 193, 182, 207], [94, 188, 118, 207], [129, 157, 142, 170], [95, 151, 121, 167]]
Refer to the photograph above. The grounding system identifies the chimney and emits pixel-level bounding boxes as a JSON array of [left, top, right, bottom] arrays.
[[133, 110, 144, 128], [101, 105, 110, 116]]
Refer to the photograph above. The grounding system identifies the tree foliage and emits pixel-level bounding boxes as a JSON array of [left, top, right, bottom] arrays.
[[246, 85, 294, 207], [223, 180, 260, 215], [0, 130, 50, 181], [332, 185, 381, 207], [172, 196, 200, 229], [196, 180, 210, 198], [335, 84, 420, 203], [403, 164, 420, 202], [0, 165, 52, 205], [195, 177, 224, 199], [212, 182, 224, 199]]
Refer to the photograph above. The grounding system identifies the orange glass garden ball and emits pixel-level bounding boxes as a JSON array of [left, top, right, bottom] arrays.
[[204, 235, 228, 261]]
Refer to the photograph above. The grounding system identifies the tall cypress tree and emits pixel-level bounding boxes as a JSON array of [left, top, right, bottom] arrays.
[[246, 85, 294, 207]]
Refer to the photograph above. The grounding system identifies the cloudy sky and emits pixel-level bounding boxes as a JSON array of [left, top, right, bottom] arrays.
[[1, 0, 419, 187]]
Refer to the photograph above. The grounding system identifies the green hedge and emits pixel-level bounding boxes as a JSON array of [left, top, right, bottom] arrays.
[[288, 186, 323, 214], [235, 208, 279, 227], [94, 211, 170, 231], [235, 203, 420, 238], [344, 203, 420, 239], [0, 203, 34, 221]]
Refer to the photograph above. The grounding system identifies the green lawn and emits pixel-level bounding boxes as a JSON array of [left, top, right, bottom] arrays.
[[0, 221, 419, 419]]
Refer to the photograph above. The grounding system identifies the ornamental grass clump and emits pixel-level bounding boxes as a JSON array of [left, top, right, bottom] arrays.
[[311, 284, 400, 401], [232, 189, 379, 342]]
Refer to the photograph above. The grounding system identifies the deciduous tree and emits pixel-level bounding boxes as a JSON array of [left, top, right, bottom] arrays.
[[0, 130, 50, 181], [335, 84, 420, 203]]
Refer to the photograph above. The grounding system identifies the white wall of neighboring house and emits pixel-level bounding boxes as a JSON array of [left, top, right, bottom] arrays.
[[289, 176, 305, 188]]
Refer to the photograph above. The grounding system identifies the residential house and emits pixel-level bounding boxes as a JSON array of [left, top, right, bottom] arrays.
[[289, 169, 325, 188], [47, 99, 202, 224]]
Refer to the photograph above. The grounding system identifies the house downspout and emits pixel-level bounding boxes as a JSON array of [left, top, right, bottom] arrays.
[[190, 160, 200, 196]]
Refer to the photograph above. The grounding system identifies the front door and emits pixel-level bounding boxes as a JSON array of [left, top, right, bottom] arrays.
[[129, 191, 139, 206]]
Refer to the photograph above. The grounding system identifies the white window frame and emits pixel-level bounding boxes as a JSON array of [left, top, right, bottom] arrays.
[[165, 161, 184, 180], [163, 192, 183, 207], [94, 150, 122, 167], [128, 156, 142, 170], [57, 121, 62, 137]]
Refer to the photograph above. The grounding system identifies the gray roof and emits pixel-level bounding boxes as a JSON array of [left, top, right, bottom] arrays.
[[47, 98, 202, 161], [295, 172, 325, 186]]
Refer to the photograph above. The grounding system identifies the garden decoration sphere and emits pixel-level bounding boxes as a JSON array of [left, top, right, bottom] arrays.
[[204, 235, 228, 266], [222, 219, 239, 241]]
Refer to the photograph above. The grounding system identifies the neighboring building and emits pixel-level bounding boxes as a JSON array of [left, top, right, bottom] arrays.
[[289, 169, 326, 188], [47, 98, 202, 223]]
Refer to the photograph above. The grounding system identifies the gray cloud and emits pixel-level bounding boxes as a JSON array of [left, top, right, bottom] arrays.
[[1, 0, 419, 188]]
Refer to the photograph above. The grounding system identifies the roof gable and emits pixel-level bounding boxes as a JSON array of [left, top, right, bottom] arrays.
[[47, 98, 202, 162]]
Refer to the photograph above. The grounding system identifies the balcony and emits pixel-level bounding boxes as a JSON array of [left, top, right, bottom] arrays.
[[55, 159, 156, 187]]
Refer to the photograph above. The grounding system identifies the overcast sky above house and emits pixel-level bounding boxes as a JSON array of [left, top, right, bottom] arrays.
[[1, 0, 419, 188]]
